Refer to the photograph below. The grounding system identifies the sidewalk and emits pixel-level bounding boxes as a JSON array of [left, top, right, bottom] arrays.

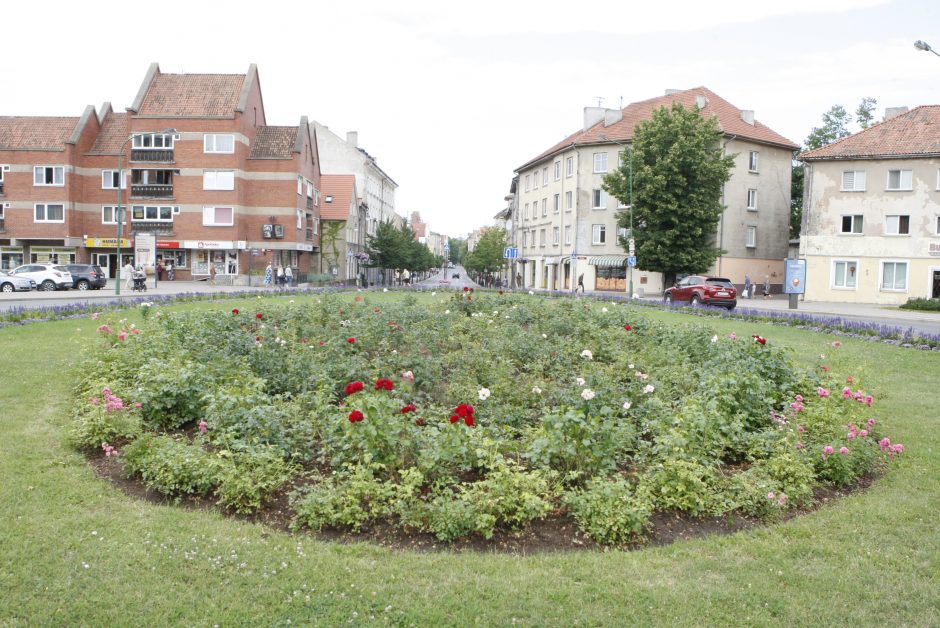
[[711, 294, 939, 325], [0, 279, 282, 304]]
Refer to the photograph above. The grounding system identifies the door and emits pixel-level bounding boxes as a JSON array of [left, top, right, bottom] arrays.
[[95, 254, 112, 278], [932, 271, 940, 299]]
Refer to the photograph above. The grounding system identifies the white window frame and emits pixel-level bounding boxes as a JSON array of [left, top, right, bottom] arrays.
[[841, 170, 866, 192], [748, 151, 759, 172], [297, 176, 304, 195], [101, 170, 127, 190], [132, 205, 178, 223], [542, 167, 548, 186], [553, 161, 561, 181], [592, 189, 608, 209], [936, 168, 940, 191], [203, 170, 235, 191], [593, 152, 608, 173], [202, 206, 234, 227], [541, 198, 547, 217], [564, 225, 572, 245], [33, 166, 64, 186], [886, 169, 913, 191], [204, 134, 235, 154], [34, 202, 65, 223], [880, 260, 908, 291], [833, 260, 858, 289], [885, 215, 910, 236], [132, 133, 175, 149], [841, 214, 864, 234], [565, 190, 573, 211], [746, 225, 757, 248], [101, 206, 126, 225], [553, 194, 560, 213], [566, 156, 574, 177], [592, 224, 606, 245], [553, 226, 560, 245], [746, 188, 757, 211], [523, 203, 529, 221], [525, 175, 530, 192], [539, 228, 546, 247]]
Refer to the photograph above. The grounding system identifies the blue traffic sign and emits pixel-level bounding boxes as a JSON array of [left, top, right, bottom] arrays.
[[504, 247, 519, 259], [627, 255, 637, 267]]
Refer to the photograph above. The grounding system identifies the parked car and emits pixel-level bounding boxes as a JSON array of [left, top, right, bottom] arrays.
[[664, 275, 737, 309], [0, 271, 36, 292], [10, 264, 73, 291], [66, 264, 108, 290]]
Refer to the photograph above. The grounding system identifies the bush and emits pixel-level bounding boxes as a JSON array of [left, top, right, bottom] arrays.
[[216, 448, 298, 514], [290, 464, 396, 532], [900, 297, 940, 311], [68, 387, 142, 449], [564, 477, 652, 545], [122, 434, 230, 496]]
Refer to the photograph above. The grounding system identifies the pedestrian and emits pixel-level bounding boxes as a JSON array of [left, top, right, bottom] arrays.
[[264, 262, 273, 287], [284, 265, 293, 288], [156, 261, 164, 281], [576, 273, 585, 294], [763, 275, 771, 299], [744, 274, 752, 299], [210, 264, 217, 286], [166, 262, 174, 281], [276, 264, 284, 287], [123, 260, 135, 289], [402, 268, 410, 286]]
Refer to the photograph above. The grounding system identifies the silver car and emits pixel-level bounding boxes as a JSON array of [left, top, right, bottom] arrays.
[[0, 270, 37, 292], [11, 264, 73, 291]]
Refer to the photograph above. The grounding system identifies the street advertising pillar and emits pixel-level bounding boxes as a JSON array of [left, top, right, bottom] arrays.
[[784, 258, 806, 310]]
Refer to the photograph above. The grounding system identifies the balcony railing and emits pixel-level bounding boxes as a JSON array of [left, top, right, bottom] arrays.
[[131, 184, 174, 198], [131, 148, 174, 163]]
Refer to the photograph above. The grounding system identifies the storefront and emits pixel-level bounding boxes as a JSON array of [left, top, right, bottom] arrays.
[[589, 255, 628, 291], [0, 246, 24, 271], [182, 240, 240, 278], [85, 238, 134, 278], [29, 246, 76, 265]]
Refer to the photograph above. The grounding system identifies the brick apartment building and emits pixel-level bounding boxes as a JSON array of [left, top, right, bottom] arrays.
[[0, 63, 321, 282]]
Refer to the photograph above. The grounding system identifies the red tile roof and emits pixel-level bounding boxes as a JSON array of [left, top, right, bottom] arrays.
[[799, 105, 940, 160], [320, 174, 357, 220], [518, 87, 799, 171], [137, 73, 246, 118], [87, 112, 129, 154], [249, 126, 298, 159], [0, 117, 79, 151]]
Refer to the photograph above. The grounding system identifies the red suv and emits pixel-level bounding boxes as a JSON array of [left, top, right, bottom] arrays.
[[664, 276, 737, 309]]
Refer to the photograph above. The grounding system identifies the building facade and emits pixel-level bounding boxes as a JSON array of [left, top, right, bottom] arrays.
[[512, 88, 797, 294], [0, 63, 321, 283], [799, 106, 940, 303], [319, 173, 368, 285]]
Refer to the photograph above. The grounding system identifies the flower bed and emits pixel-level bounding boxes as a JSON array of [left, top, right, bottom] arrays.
[[70, 292, 904, 546]]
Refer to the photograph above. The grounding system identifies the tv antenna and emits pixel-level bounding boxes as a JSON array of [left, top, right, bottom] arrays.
[[596, 96, 604, 107]]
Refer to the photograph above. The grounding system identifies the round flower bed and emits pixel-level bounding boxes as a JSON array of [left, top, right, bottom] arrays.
[[69, 292, 903, 546]]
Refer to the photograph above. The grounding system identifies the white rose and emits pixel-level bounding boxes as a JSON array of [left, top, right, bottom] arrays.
[[581, 389, 595, 401], [643, 384, 655, 394], [580, 349, 593, 360], [478, 387, 491, 401], [532, 386, 542, 394], [623, 400, 632, 410], [576, 377, 586, 386]]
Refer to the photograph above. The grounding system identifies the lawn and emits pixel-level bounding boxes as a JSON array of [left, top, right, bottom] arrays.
[[1, 292, 937, 626]]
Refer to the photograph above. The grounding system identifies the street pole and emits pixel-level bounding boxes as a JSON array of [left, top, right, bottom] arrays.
[[114, 141, 128, 296], [628, 148, 634, 299]]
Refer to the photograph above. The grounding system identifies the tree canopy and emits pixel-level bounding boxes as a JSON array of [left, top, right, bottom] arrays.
[[463, 228, 507, 275], [365, 221, 439, 273], [603, 102, 734, 284]]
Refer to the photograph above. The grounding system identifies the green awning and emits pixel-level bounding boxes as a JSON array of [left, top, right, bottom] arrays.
[[588, 255, 628, 267]]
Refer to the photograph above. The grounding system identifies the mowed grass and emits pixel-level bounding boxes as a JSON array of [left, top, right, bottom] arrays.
[[1, 293, 937, 626]]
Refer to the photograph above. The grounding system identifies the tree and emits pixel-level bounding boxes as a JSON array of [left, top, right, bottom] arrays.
[[463, 228, 507, 276], [447, 238, 467, 265], [366, 220, 411, 271], [790, 162, 804, 239], [856, 97, 878, 129], [804, 104, 852, 151], [603, 103, 735, 286]]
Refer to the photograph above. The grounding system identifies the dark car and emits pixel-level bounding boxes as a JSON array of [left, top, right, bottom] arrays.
[[66, 264, 108, 290], [664, 275, 737, 309]]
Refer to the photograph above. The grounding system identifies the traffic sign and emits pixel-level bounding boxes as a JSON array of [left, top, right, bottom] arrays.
[[503, 246, 519, 259], [627, 255, 637, 267], [628, 238, 635, 255]]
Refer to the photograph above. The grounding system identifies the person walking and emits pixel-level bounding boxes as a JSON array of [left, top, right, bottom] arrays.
[[166, 262, 174, 281], [744, 274, 752, 299], [284, 265, 293, 288], [402, 268, 410, 286], [276, 264, 284, 287], [123, 260, 135, 289], [763, 275, 771, 299], [576, 273, 585, 294], [264, 262, 273, 287], [209, 264, 217, 286]]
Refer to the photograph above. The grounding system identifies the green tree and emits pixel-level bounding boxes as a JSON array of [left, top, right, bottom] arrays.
[[790, 162, 804, 239], [603, 103, 734, 285], [856, 97, 878, 129], [366, 220, 411, 272], [464, 228, 507, 275], [448, 238, 467, 265], [804, 104, 852, 151]]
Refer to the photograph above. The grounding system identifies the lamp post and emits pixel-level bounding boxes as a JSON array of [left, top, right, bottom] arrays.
[[914, 40, 940, 58], [599, 134, 635, 297]]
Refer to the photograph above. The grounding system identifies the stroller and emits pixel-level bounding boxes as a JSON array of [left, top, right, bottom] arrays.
[[132, 269, 148, 292]]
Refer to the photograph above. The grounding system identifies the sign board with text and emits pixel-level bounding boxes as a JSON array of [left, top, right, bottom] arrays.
[[784, 258, 807, 294]]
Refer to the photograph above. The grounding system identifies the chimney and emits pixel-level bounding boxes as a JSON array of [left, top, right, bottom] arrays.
[[665, 89, 681, 96], [604, 109, 623, 126], [884, 106, 909, 121], [695, 95, 707, 109], [346, 131, 358, 147], [583, 107, 606, 130], [740, 110, 755, 125]]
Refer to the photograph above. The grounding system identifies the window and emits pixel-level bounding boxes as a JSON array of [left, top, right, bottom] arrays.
[[102, 170, 126, 189], [34, 203, 64, 222], [297, 176, 304, 195], [746, 226, 757, 248], [747, 189, 757, 210], [553, 161, 561, 181], [885, 215, 910, 235], [593, 152, 608, 173], [539, 228, 546, 247], [936, 216, 940, 235], [541, 198, 547, 217], [553, 226, 560, 245], [748, 151, 759, 172], [842, 170, 866, 191], [203, 170, 235, 191], [833, 260, 858, 289], [524, 203, 529, 221], [101, 206, 126, 225], [881, 261, 908, 291], [525, 175, 530, 192], [553, 194, 560, 213], [132, 205, 177, 222], [592, 224, 606, 244], [841, 215, 863, 234], [204, 134, 234, 154], [564, 225, 572, 245], [592, 189, 608, 209], [522, 231, 528, 248], [565, 190, 573, 211], [542, 168, 548, 186], [34, 166, 64, 186], [202, 207, 234, 226], [566, 156, 574, 177], [132, 133, 175, 149], [886, 169, 912, 191]]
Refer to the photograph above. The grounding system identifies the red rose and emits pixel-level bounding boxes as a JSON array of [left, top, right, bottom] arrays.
[[401, 404, 417, 414], [463, 287, 469, 292], [455, 403, 474, 418], [464, 415, 475, 427], [375, 378, 394, 391], [498, 290, 504, 295], [388, 321, 398, 327], [256, 313, 263, 319], [467, 295, 472, 301], [232, 308, 240, 315], [624, 324, 632, 331], [255, 336, 262, 342], [319, 340, 326, 346], [752, 334, 767, 345], [415, 418, 427, 426], [348, 409, 364, 423], [345, 381, 364, 395], [347, 337, 356, 344], [449, 414, 459, 424]]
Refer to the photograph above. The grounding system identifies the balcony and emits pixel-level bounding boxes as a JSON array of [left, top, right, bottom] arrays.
[[131, 184, 174, 198], [131, 148, 174, 163]]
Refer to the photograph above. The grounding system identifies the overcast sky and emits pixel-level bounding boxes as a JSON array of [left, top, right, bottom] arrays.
[[5, 0, 939, 238]]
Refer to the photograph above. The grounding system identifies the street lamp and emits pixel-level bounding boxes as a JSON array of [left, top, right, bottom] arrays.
[[598, 134, 635, 297], [914, 40, 940, 57]]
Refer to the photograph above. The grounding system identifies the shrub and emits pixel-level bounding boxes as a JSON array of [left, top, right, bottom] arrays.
[[900, 297, 940, 311], [122, 434, 230, 496], [68, 387, 142, 449], [216, 448, 298, 514], [525, 406, 635, 476], [564, 477, 652, 545], [290, 464, 395, 532]]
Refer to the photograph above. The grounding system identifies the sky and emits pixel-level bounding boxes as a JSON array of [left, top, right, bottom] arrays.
[[5, 0, 940, 238]]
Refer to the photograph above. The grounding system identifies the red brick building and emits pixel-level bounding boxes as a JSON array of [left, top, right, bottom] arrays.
[[0, 63, 320, 282]]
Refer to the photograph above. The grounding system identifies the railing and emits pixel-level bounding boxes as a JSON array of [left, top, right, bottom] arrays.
[[131, 149, 174, 162], [131, 184, 174, 198]]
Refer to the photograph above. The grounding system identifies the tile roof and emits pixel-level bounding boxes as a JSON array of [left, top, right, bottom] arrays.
[[320, 174, 357, 221], [518, 87, 799, 171], [799, 105, 940, 160], [87, 112, 129, 154], [249, 126, 298, 159], [0, 117, 79, 150], [137, 73, 246, 117]]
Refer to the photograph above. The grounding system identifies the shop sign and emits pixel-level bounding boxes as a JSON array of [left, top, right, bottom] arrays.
[[181, 240, 235, 250], [157, 240, 180, 249], [296, 243, 314, 252], [85, 237, 133, 248], [929, 242, 940, 256]]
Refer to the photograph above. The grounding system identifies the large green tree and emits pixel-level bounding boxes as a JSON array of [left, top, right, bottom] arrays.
[[603, 103, 734, 285], [463, 228, 507, 275], [447, 237, 467, 265]]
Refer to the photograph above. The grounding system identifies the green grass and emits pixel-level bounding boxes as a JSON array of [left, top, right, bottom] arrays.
[[1, 294, 938, 626]]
